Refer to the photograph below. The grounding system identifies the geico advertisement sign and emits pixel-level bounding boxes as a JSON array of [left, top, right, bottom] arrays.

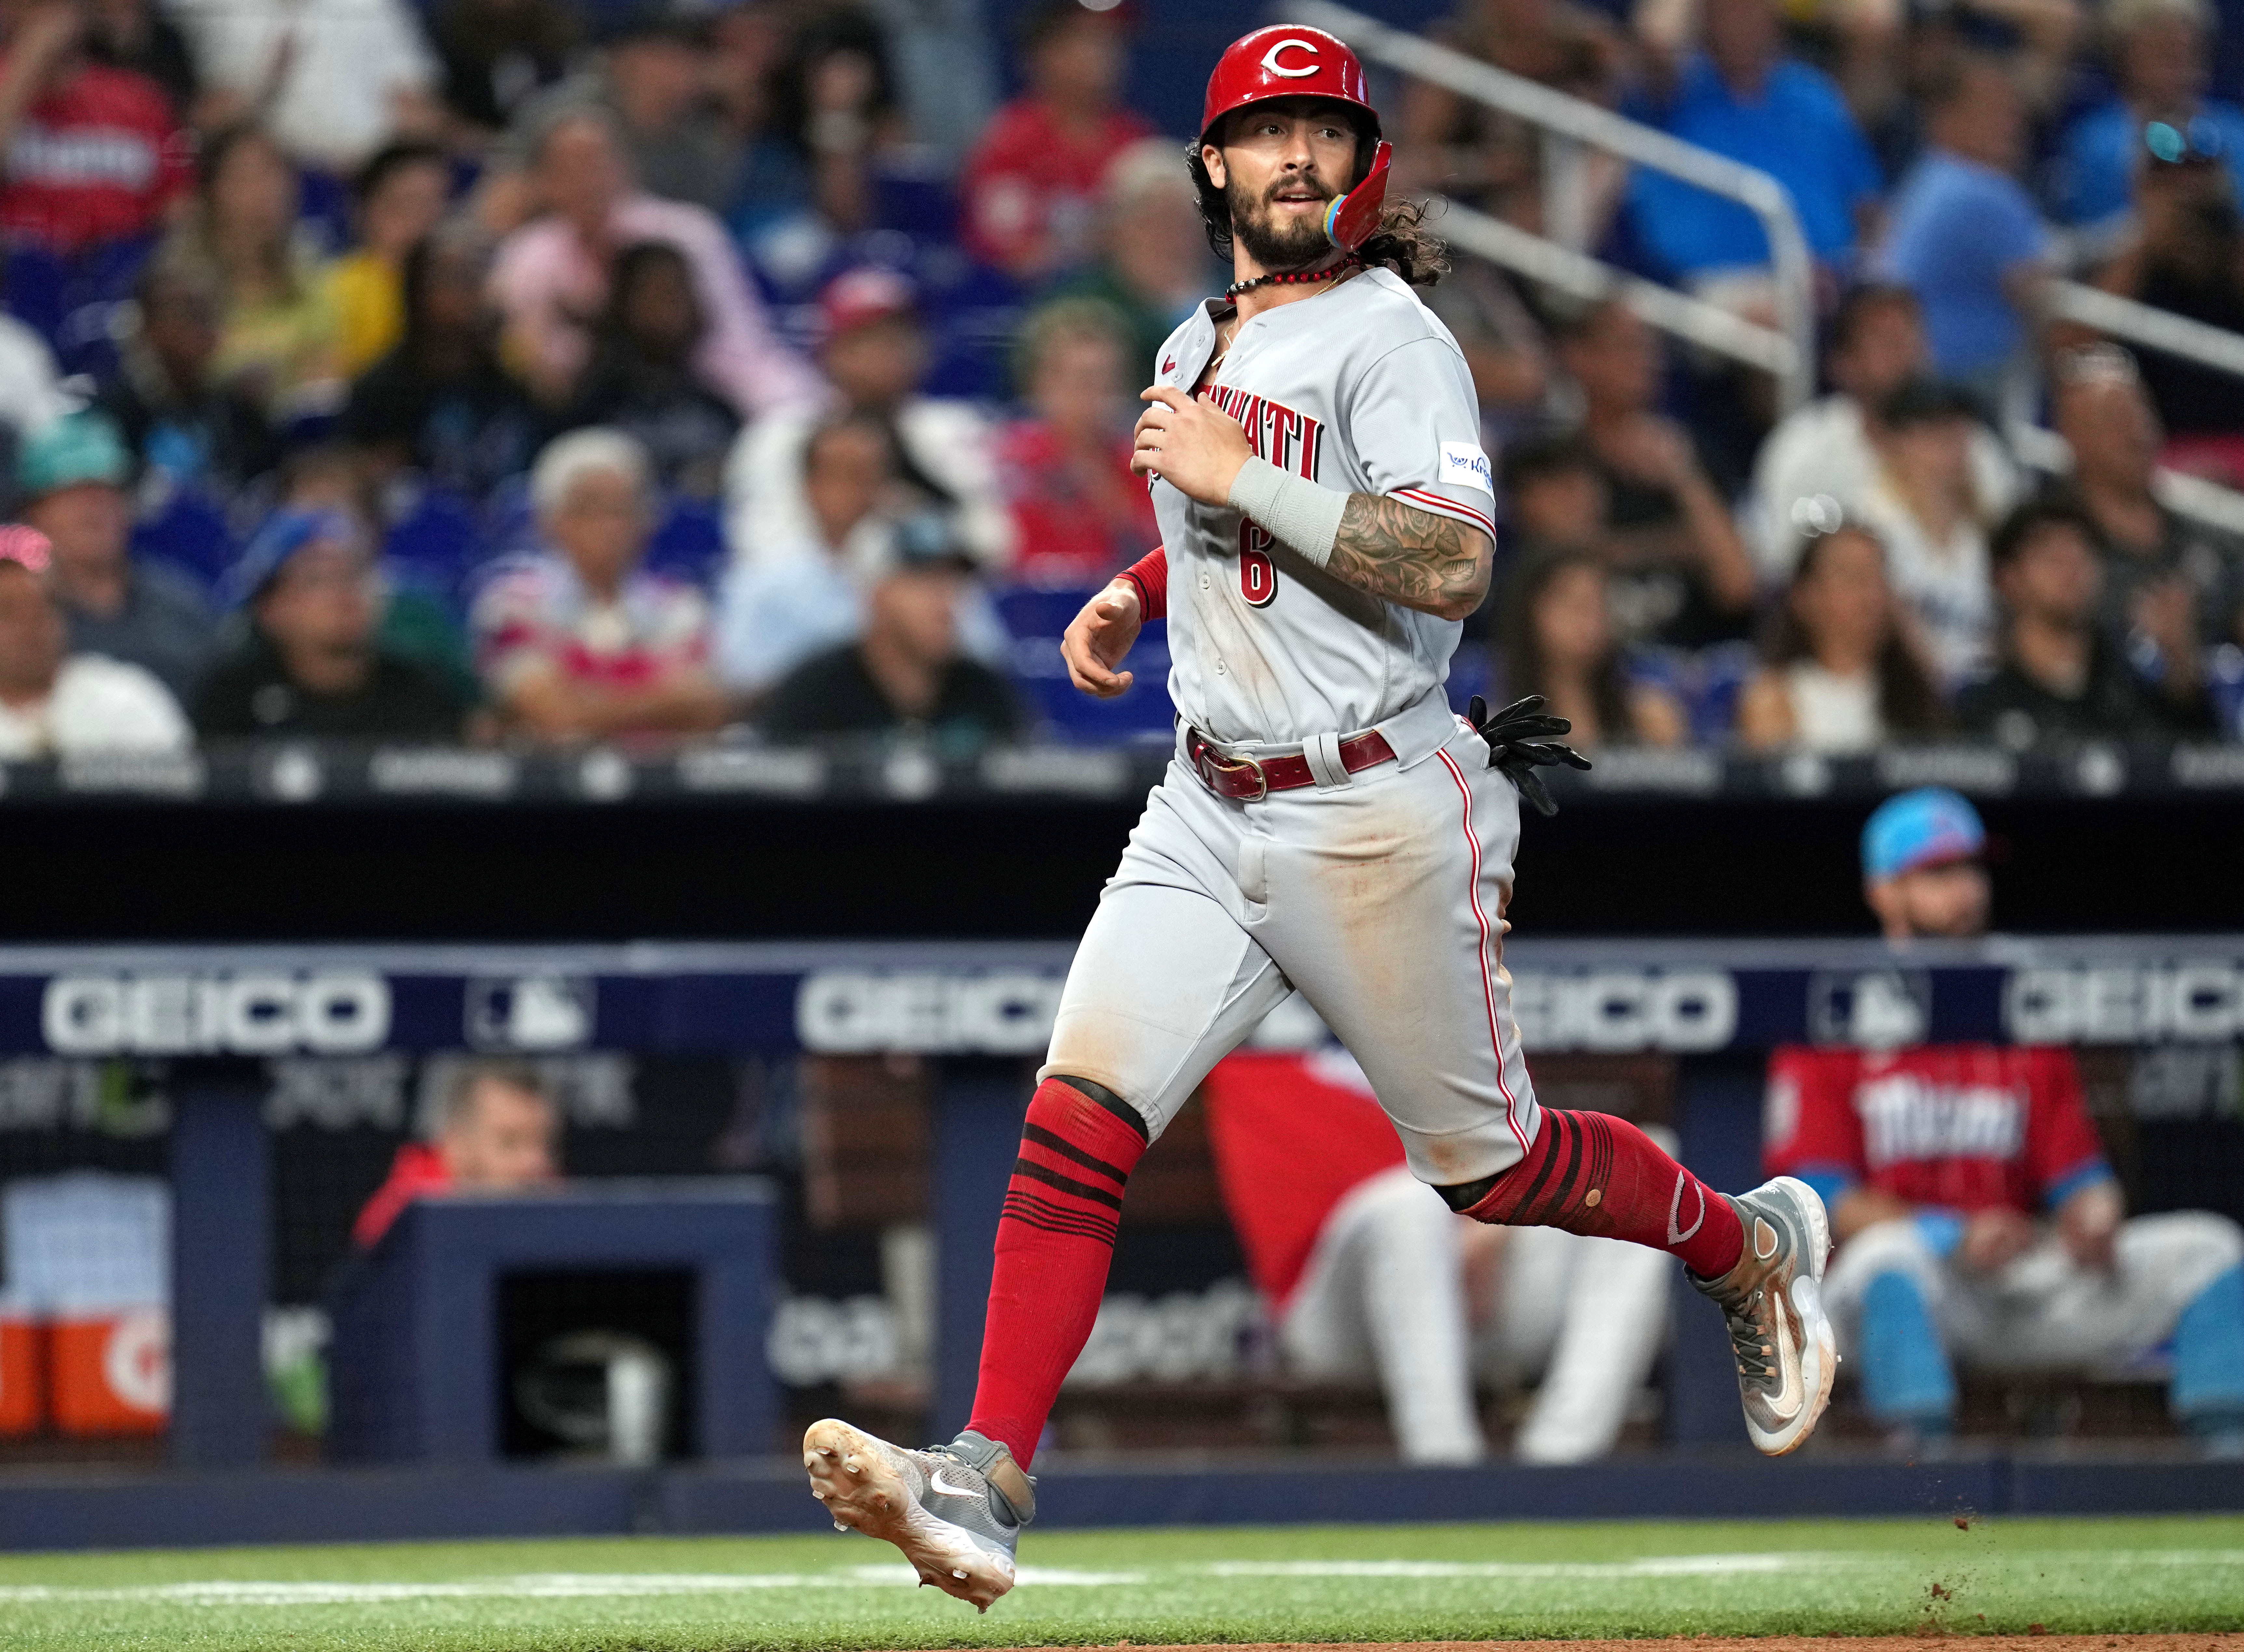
[[796, 966, 1740, 1056], [796, 971, 1064, 1054], [2006, 963, 2244, 1043], [1508, 970, 1738, 1053], [42, 973, 392, 1055]]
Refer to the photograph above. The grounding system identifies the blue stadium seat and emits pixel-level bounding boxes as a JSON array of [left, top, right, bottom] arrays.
[[383, 487, 488, 605], [995, 583, 1175, 744], [647, 496, 727, 587], [130, 491, 238, 595]]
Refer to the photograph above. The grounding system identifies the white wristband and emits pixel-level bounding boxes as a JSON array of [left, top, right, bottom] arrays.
[[1227, 455, 1347, 570]]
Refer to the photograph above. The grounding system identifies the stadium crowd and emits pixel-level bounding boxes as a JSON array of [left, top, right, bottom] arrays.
[[0, 0, 2238, 759]]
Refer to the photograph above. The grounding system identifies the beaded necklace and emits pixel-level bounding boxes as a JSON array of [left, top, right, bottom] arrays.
[[1223, 254, 1360, 300]]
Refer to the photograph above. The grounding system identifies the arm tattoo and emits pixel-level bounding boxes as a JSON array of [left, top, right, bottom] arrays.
[[1321, 493, 1493, 617]]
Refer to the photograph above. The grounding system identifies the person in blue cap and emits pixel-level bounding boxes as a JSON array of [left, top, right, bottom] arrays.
[[192, 508, 464, 740], [1762, 786, 2244, 1449]]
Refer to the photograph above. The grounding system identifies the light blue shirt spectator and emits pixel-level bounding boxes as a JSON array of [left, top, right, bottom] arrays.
[[1624, 54, 1881, 277], [2056, 101, 2244, 228], [714, 549, 867, 697], [1876, 149, 2052, 381]]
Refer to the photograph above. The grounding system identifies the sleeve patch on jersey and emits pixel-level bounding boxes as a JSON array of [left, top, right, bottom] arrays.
[[1440, 442, 1495, 497]]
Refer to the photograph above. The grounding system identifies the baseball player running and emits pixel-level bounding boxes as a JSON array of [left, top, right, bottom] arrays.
[[804, 26, 1836, 1609]]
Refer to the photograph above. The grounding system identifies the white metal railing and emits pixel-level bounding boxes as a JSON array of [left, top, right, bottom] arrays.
[[1289, 0, 1818, 413], [2006, 420, 2244, 538], [2044, 280, 2244, 382]]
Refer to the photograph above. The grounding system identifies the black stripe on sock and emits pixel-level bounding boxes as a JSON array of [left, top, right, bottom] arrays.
[[1001, 1198, 1119, 1245], [1049, 1074, 1151, 1143], [1005, 1187, 1121, 1232], [1508, 1110, 1574, 1222], [1537, 1109, 1588, 1222], [1021, 1121, 1129, 1185], [1010, 1157, 1126, 1211]]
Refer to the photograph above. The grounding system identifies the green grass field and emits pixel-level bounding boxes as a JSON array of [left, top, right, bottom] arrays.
[[0, 1514, 2237, 1652]]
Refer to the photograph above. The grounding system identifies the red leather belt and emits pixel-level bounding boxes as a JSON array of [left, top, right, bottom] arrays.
[[1185, 726, 1397, 802]]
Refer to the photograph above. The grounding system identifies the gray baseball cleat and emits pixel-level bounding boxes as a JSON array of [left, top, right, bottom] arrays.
[[803, 1419, 1035, 1610], [1689, 1175, 1838, 1456]]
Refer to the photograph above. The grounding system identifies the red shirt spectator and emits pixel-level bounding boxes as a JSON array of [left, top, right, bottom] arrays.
[[961, 3, 1152, 280], [1203, 1050, 1408, 1308], [0, 52, 188, 253], [997, 297, 1157, 587], [354, 1062, 559, 1247], [1764, 1044, 2111, 1216]]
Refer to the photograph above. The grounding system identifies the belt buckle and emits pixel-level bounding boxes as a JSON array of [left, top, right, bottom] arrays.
[[1194, 736, 1268, 802]]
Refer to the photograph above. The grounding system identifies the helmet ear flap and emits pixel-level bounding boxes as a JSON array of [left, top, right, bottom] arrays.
[[1323, 139, 1391, 253]]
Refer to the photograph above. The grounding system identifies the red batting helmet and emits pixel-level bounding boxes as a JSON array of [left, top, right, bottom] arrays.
[[1198, 25, 1380, 147]]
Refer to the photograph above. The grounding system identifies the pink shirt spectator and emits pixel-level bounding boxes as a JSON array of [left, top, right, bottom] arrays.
[[489, 193, 821, 419], [471, 552, 712, 696]]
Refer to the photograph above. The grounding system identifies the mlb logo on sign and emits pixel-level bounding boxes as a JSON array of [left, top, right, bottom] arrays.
[[1440, 442, 1494, 496]]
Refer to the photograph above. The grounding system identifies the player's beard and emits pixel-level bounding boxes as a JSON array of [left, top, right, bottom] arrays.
[[1225, 170, 1338, 273]]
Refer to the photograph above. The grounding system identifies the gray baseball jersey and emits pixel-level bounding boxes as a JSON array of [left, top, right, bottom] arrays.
[[1150, 266, 1498, 746]]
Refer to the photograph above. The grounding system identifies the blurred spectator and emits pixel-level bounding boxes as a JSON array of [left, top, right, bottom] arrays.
[[1737, 520, 1944, 753], [2090, 120, 2244, 451], [961, 0, 1151, 282], [996, 299, 1155, 588], [172, 0, 442, 175], [1203, 1046, 1669, 1465], [1625, 0, 1880, 296], [1398, 0, 1627, 228], [428, 0, 581, 141], [353, 1060, 559, 1247], [0, 523, 189, 755], [2058, 0, 2244, 233], [559, 240, 738, 498], [502, 5, 740, 218], [1046, 140, 1221, 380], [1750, 285, 2017, 582], [1498, 545, 1688, 748], [81, 0, 194, 117], [715, 414, 895, 697], [726, 269, 1009, 571], [1765, 788, 2244, 1448], [1872, 54, 2051, 394], [1552, 301, 1756, 647], [472, 427, 727, 739], [0, 0, 189, 255], [20, 410, 215, 699], [761, 515, 1020, 752], [162, 125, 344, 424], [96, 249, 280, 497], [1958, 498, 2217, 744], [195, 508, 465, 739], [1852, 379, 1995, 688], [326, 142, 455, 380], [488, 109, 819, 416], [344, 225, 542, 498], [2052, 345, 2244, 660], [733, 7, 904, 254], [1425, 261, 1548, 438], [862, 0, 995, 169]]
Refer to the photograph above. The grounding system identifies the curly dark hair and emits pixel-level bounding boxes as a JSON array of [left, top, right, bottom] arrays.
[[1185, 113, 1448, 288]]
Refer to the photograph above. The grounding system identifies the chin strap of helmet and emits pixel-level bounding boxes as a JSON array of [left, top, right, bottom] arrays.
[[1322, 139, 1392, 253]]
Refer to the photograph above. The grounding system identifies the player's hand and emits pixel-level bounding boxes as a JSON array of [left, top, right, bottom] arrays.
[[1061, 580, 1142, 699], [2055, 1177, 2122, 1273], [1131, 386, 1251, 507], [1958, 1206, 2038, 1276]]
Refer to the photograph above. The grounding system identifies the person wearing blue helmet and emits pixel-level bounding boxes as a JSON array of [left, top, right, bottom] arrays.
[[1763, 786, 2244, 1449]]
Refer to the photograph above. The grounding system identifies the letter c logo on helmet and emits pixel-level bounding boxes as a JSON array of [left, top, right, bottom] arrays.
[[1260, 37, 1320, 78]]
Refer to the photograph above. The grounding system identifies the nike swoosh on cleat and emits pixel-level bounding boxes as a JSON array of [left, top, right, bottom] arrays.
[[928, 1469, 982, 1500], [1766, 1297, 1805, 1423]]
